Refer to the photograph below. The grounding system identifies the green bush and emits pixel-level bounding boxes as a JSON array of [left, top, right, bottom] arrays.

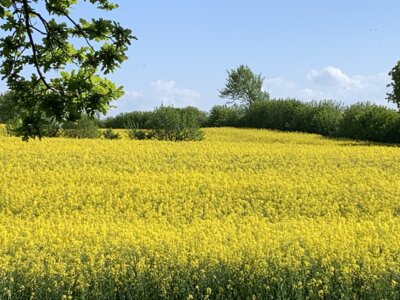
[[179, 106, 208, 127], [265, 99, 310, 131], [101, 108, 208, 130], [5, 118, 21, 137], [5, 117, 61, 138], [128, 128, 154, 140], [100, 111, 154, 129], [0, 92, 19, 123], [338, 102, 400, 143], [243, 99, 311, 131], [242, 99, 400, 143], [207, 105, 245, 127], [125, 106, 204, 141], [241, 100, 269, 128], [62, 116, 100, 139], [309, 100, 344, 136], [42, 119, 61, 137], [388, 120, 400, 143], [0, 124, 7, 136], [0, 92, 63, 139], [124, 115, 153, 140], [103, 128, 120, 140], [147, 106, 204, 141]]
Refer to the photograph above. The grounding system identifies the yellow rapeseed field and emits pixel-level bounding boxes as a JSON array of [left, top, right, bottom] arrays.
[[0, 127, 400, 299]]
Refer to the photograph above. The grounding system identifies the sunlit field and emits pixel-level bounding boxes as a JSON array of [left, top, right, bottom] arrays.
[[1, 127, 400, 299]]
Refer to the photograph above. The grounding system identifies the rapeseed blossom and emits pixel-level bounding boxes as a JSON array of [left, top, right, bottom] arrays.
[[0, 127, 399, 299]]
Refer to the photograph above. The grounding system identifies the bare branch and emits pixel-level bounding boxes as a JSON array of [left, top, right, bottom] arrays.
[[30, 24, 47, 35]]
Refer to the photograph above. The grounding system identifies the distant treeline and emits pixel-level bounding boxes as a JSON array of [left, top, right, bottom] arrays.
[[99, 99, 400, 144]]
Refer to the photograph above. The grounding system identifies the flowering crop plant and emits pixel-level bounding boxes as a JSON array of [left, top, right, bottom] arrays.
[[0, 127, 400, 299]]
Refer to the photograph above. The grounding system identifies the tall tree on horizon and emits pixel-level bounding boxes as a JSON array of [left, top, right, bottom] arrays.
[[219, 65, 269, 107], [387, 61, 400, 110]]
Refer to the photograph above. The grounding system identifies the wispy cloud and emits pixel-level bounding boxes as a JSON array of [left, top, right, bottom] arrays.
[[107, 80, 202, 116], [264, 66, 394, 107], [307, 66, 362, 89]]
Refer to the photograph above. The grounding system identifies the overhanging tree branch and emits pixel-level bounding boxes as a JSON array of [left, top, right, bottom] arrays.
[[44, 0, 96, 52], [0, 0, 134, 140], [28, 10, 81, 68], [21, 0, 54, 92]]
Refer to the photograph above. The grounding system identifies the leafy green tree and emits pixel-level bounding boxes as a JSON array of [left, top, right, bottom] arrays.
[[387, 61, 400, 110], [0, 91, 19, 123], [219, 65, 269, 107], [0, 0, 135, 140]]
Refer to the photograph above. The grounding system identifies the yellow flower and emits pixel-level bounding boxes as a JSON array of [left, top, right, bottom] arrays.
[[0, 128, 399, 298]]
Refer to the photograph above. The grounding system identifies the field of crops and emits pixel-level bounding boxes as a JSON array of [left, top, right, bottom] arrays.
[[1, 127, 400, 299]]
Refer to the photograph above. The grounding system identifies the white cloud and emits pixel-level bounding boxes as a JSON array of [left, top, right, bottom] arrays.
[[307, 66, 362, 89], [263, 77, 299, 99], [264, 77, 297, 90], [107, 80, 202, 116], [299, 88, 328, 99], [150, 80, 201, 106], [264, 66, 395, 108], [263, 76, 331, 100], [124, 91, 144, 98]]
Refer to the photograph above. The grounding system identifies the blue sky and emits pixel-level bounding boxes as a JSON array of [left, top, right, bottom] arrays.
[[103, 0, 400, 115], [5, 1, 400, 115]]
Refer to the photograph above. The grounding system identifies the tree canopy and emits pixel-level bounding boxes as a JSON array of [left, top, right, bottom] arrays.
[[387, 60, 400, 110], [0, 0, 134, 140], [219, 65, 269, 107]]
